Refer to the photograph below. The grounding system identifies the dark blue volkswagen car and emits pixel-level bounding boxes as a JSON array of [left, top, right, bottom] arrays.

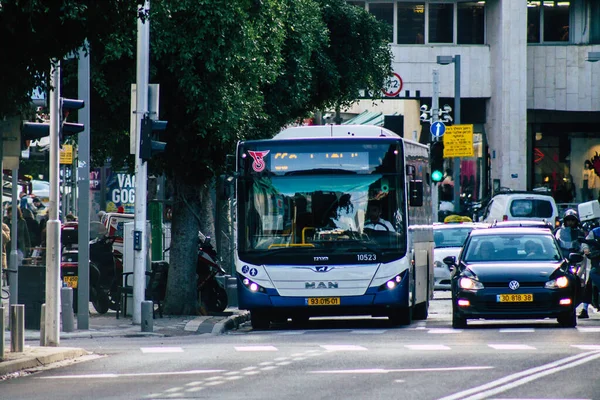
[[444, 227, 583, 328]]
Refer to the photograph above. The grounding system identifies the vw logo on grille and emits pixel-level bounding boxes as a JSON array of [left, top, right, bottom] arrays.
[[508, 280, 520, 291]]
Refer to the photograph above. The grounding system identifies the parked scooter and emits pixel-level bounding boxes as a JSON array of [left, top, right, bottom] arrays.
[[197, 231, 228, 313], [60, 221, 121, 314]]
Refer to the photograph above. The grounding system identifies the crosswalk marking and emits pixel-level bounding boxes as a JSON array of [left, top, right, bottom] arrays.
[[488, 344, 536, 350], [498, 328, 535, 333], [427, 328, 463, 334], [235, 346, 278, 352], [405, 344, 451, 351], [140, 347, 183, 353], [320, 345, 368, 351], [576, 327, 600, 333]]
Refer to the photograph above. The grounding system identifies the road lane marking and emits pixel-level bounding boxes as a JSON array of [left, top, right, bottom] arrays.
[[320, 345, 368, 351], [405, 344, 451, 351], [140, 347, 184, 353], [428, 328, 463, 334], [571, 345, 600, 350], [350, 330, 387, 334], [235, 345, 278, 351], [576, 327, 600, 333], [438, 351, 600, 400], [310, 366, 493, 374], [498, 328, 535, 333], [487, 344, 536, 350], [39, 370, 226, 379]]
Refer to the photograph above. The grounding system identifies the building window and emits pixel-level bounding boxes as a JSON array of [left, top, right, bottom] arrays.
[[428, 3, 454, 43], [591, 0, 600, 44], [368, 3, 395, 42], [397, 3, 425, 44], [527, 1, 570, 43], [457, 2, 485, 44]]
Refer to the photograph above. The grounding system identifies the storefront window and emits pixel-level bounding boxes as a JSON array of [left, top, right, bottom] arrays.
[[428, 3, 454, 43], [397, 3, 425, 44], [368, 3, 394, 43], [527, 2, 541, 43], [457, 2, 485, 44]]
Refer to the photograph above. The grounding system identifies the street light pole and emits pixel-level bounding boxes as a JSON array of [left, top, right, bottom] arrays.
[[453, 55, 461, 213]]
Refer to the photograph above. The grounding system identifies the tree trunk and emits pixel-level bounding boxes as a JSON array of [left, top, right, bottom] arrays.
[[163, 176, 214, 315]]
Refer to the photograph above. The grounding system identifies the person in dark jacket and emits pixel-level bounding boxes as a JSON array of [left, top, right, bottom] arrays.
[[22, 208, 41, 248], [4, 205, 31, 266]]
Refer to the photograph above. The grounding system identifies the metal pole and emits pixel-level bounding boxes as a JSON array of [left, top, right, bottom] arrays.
[[453, 55, 461, 213], [0, 306, 5, 360], [60, 286, 74, 332], [77, 45, 91, 330], [10, 304, 24, 353], [61, 165, 67, 219], [45, 59, 61, 347], [9, 169, 18, 306], [133, 0, 151, 325], [431, 69, 440, 223]]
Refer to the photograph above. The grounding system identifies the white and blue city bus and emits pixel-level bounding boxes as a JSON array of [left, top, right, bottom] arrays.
[[234, 125, 433, 329]]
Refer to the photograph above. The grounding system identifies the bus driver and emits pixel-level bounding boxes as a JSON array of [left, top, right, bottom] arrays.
[[364, 202, 395, 232]]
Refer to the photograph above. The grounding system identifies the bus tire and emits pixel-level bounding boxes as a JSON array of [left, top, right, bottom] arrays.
[[413, 300, 428, 320], [389, 307, 412, 326], [250, 310, 271, 330]]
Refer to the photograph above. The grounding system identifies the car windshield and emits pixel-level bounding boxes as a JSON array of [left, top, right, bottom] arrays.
[[433, 226, 474, 248], [463, 233, 563, 262]]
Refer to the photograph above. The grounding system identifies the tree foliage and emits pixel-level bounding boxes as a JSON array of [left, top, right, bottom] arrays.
[[2, 0, 392, 315]]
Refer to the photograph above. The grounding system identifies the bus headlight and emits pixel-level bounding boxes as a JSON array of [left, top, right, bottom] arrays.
[[379, 274, 403, 291], [242, 277, 267, 293]]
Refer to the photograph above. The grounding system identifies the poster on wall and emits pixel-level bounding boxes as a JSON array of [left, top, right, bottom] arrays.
[[90, 168, 136, 215]]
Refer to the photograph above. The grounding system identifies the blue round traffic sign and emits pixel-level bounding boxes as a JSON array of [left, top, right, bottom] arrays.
[[430, 121, 446, 138]]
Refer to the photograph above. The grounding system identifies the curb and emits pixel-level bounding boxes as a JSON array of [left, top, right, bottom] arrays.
[[0, 347, 88, 376], [211, 310, 250, 335]]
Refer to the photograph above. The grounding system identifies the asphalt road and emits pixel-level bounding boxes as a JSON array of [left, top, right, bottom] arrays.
[[2, 292, 599, 400]]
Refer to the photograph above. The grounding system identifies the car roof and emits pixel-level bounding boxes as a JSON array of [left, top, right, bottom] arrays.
[[470, 227, 554, 236], [489, 220, 553, 228], [434, 222, 487, 230]]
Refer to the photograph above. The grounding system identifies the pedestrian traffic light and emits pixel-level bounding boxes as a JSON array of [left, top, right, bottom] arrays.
[[430, 140, 444, 182], [139, 114, 167, 162]]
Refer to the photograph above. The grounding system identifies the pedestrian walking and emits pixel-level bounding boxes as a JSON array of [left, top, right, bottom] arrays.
[[4, 205, 32, 266], [2, 222, 10, 271]]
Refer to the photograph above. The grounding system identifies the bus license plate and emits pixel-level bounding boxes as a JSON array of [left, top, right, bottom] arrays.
[[307, 297, 340, 306], [63, 276, 78, 289], [496, 294, 533, 302]]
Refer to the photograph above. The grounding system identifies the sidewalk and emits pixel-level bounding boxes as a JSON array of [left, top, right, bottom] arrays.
[[1, 305, 250, 377]]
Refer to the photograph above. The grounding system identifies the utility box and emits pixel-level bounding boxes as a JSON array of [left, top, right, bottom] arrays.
[[18, 266, 46, 330], [578, 200, 600, 222]]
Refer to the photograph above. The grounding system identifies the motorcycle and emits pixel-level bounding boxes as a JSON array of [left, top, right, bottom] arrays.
[[60, 221, 121, 314], [196, 231, 228, 313]]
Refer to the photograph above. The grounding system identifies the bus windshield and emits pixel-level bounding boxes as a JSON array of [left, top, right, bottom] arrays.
[[237, 140, 407, 264]]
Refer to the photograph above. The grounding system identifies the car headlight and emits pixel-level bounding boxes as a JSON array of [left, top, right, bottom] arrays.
[[545, 276, 569, 289], [434, 261, 444, 269], [459, 277, 484, 290]]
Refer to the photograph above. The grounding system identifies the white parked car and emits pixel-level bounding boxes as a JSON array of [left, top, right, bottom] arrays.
[[433, 222, 486, 290]]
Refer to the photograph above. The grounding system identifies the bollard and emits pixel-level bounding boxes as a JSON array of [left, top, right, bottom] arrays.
[[40, 304, 46, 346], [0, 307, 5, 360], [141, 301, 153, 332], [10, 304, 24, 353], [60, 287, 75, 333]]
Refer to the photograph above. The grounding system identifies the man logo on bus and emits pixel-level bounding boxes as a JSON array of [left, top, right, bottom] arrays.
[[248, 150, 270, 172]]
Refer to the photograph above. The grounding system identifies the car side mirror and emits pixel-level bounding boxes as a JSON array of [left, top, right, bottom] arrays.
[[443, 256, 456, 267], [568, 253, 583, 265]]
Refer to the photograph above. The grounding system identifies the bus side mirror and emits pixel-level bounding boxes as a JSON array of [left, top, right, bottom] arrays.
[[409, 180, 424, 207]]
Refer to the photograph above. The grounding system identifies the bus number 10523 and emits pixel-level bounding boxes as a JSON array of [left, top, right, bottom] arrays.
[[357, 254, 377, 261]]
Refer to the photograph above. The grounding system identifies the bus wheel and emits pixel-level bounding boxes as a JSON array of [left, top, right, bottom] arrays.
[[389, 307, 412, 326], [250, 311, 271, 330], [413, 300, 429, 320]]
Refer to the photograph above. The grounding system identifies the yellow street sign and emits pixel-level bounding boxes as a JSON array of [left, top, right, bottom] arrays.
[[60, 144, 73, 164], [443, 124, 474, 158]]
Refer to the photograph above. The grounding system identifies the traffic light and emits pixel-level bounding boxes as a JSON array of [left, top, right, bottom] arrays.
[[20, 97, 85, 151], [430, 140, 444, 182], [139, 114, 167, 162]]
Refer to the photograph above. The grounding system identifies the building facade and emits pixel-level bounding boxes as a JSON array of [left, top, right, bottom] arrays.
[[344, 0, 600, 205]]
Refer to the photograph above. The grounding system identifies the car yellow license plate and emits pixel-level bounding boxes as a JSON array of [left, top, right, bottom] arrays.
[[307, 297, 340, 306], [497, 293, 533, 302], [63, 276, 78, 289]]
